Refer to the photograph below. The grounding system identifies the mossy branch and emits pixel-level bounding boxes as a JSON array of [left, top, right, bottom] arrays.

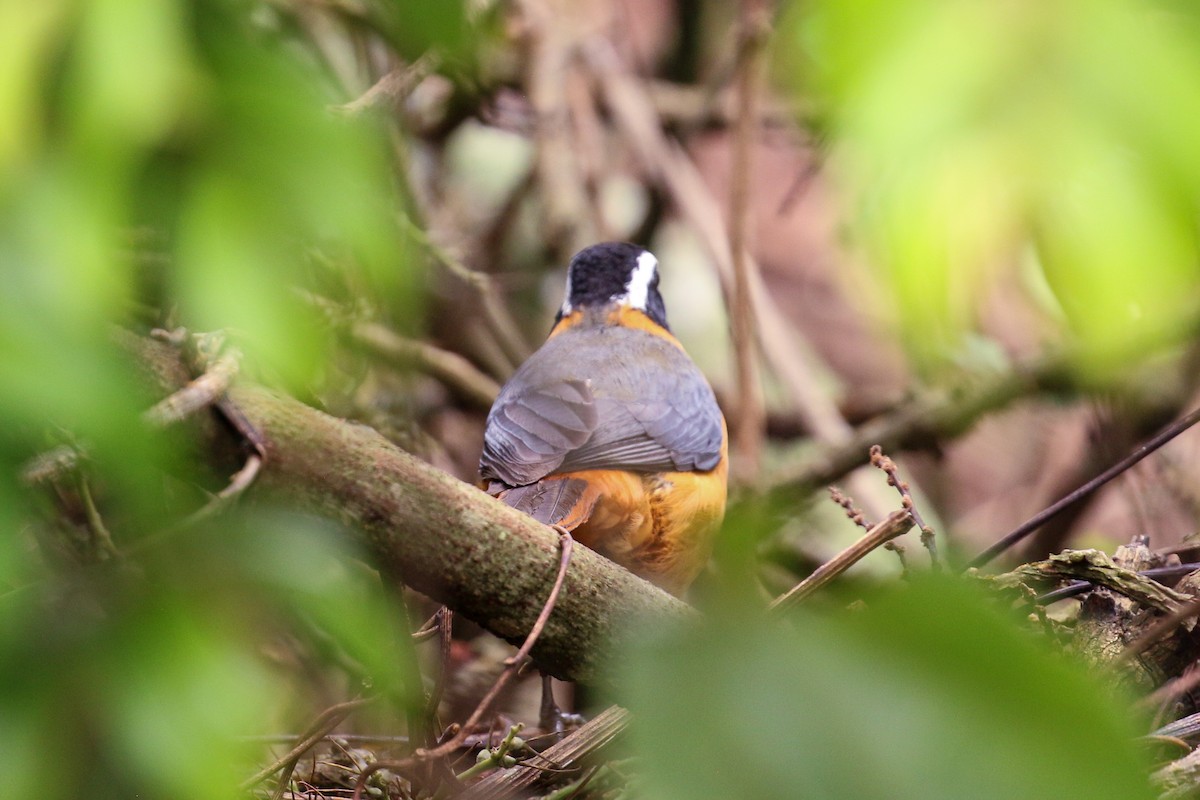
[[124, 332, 693, 683]]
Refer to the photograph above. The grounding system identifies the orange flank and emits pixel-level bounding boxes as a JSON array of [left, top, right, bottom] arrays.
[[538, 424, 728, 596]]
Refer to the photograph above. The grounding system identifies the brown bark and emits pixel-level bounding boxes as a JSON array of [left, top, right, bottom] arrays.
[[127, 333, 694, 683]]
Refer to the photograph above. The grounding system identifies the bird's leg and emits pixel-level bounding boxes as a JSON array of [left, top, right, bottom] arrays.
[[539, 673, 561, 736], [537, 525, 586, 739], [538, 673, 586, 739]]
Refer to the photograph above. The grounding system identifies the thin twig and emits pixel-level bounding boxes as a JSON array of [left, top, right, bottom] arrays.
[[350, 321, 501, 408], [884, 539, 909, 573], [765, 351, 1070, 496], [411, 609, 443, 642], [534, 764, 605, 800], [400, 216, 530, 371], [332, 53, 439, 116], [239, 734, 412, 745], [351, 530, 575, 800], [145, 329, 269, 502], [182, 453, 264, 525], [242, 698, 374, 790], [300, 290, 502, 407], [869, 445, 938, 569], [214, 393, 268, 460], [776, 158, 820, 216], [646, 79, 797, 131], [769, 509, 914, 614], [828, 486, 872, 530], [969, 404, 1200, 568]]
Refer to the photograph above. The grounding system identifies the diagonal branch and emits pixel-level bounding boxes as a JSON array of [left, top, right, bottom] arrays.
[[121, 331, 693, 685], [769, 510, 914, 614]]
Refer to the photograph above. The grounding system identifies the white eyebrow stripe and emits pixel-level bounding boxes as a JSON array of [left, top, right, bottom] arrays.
[[623, 250, 657, 310], [560, 267, 574, 315]]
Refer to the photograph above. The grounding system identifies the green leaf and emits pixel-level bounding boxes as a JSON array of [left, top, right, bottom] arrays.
[[621, 575, 1154, 800]]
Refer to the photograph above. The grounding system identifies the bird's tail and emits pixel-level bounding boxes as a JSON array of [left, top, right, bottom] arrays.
[[489, 477, 600, 530]]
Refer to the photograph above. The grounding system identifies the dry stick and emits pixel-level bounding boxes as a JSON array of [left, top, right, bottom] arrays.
[[351, 531, 575, 800], [869, 445, 939, 569], [769, 510, 914, 614], [727, 0, 769, 480], [720, 0, 768, 482], [968, 404, 1200, 569], [242, 698, 374, 791]]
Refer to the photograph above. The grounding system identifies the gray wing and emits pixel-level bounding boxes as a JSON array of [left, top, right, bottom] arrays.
[[480, 378, 598, 486], [480, 326, 724, 487]]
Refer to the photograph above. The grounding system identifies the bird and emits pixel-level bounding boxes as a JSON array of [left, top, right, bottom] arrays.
[[479, 241, 728, 598]]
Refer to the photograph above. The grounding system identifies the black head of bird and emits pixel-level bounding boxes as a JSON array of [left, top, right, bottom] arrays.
[[556, 241, 669, 331]]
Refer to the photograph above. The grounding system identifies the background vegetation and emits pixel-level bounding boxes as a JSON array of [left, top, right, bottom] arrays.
[[6, 0, 1200, 797]]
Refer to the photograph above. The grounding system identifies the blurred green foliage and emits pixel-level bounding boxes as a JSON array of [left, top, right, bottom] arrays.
[[622, 575, 1155, 800], [781, 0, 1200, 369], [0, 0, 435, 797]]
